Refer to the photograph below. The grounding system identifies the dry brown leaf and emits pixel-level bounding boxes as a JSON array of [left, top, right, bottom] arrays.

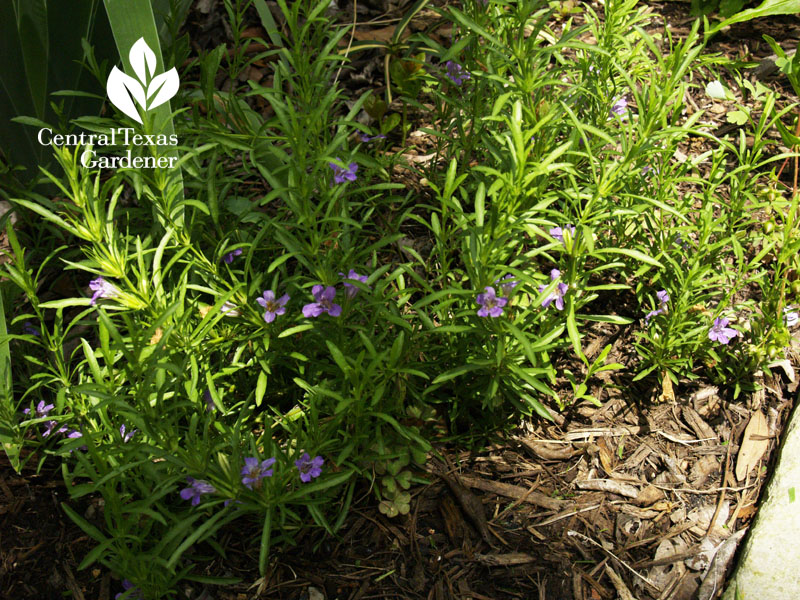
[[735, 411, 769, 481], [352, 26, 406, 43], [597, 437, 616, 475]]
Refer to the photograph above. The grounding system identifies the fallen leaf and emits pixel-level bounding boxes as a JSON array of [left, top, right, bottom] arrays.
[[736, 411, 769, 481], [597, 437, 616, 475]]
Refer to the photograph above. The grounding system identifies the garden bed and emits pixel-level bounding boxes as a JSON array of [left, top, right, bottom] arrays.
[[3, 0, 800, 598]]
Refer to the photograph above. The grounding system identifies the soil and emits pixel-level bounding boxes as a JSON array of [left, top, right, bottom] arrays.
[[3, 1, 800, 599]]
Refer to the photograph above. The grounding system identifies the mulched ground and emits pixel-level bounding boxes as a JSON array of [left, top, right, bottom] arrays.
[[3, 1, 800, 599]]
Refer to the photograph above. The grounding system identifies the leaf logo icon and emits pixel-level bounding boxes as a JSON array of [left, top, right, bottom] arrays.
[[106, 38, 179, 124]]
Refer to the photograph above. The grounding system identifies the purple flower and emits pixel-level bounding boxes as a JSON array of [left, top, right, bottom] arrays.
[[549, 225, 576, 245], [221, 301, 241, 317], [22, 400, 54, 419], [476, 286, 507, 318], [538, 269, 569, 311], [65, 429, 87, 452], [641, 165, 659, 176], [445, 61, 470, 85], [359, 133, 386, 143], [120, 424, 136, 442], [302, 285, 342, 318], [644, 309, 662, 324], [784, 306, 799, 328], [674, 233, 690, 250], [708, 317, 739, 345], [180, 477, 216, 506], [240, 457, 276, 489], [115, 579, 143, 600], [22, 321, 40, 336], [295, 453, 324, 482], [495, 274, 518, 297], [89, 277, 119, 305], [645, 290, 670, 325], [329, 159, 358, 184], [223, 248, 243, 264], [257, 290, 290, 323], [42, 420, 69, 438], [203, 389, 216, 413], [610, 96, 628, 117], [339, 270, 369, 299]]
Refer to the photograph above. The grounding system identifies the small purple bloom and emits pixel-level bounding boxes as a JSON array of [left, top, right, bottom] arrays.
[[22, 321, 40, 336], [610, 96, 628, 117], [22, 400, 54, 419], [257, 290, 290, 323], [339, 270, 369, 299], [89, 277, 119, 305], [495, 274, 518, 297], [180, 477, 216, 506], [641, 165, 659, 176], [120, 424, 136, 442], [784, 306, 799, 328], [538, 269, 569, 311], [221, 301, 241, 317], [476, 286, 507, 318], [295, 453, 324, 483], [204, 389, 216, 413], [65, 429, 87, 452], [42, 420, 68, 438], [645, 290, 670, 324], [240, 457, 276, 489], [708, 317, 739, 345], [115, 579, 143, 600], [445, 61, 470, 85], [360, 133, 387, 143], [223, 248, 243, 264], [302, 285, 342, 318], [549, 225, 576, 245], [644, 309, 662, 324], [329, 159, 358, 184]]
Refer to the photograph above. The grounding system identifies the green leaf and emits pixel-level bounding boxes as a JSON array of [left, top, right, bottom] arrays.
[[0, 286, 19, 473], [712, 0, 800, 32], [255, 370, 267, 407], [727, 110, 749, 125], [594, 248, 664, 268], [103, 0, 184, 225], [432, 361, 492, 384], [61, 502, 109, 543]]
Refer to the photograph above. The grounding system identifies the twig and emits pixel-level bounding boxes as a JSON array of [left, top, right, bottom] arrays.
[[604, 564, 636, 600], [649, 482, 757, 494], [708, 435, 733, 536], [568, 530, 662, 593], [532, 500, 628, 528]]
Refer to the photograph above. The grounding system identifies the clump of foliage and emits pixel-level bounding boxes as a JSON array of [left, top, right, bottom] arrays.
[[0, 0, 798, 597]]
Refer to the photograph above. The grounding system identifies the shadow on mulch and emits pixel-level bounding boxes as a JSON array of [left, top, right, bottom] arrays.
[[0, 453, 106, 600]]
